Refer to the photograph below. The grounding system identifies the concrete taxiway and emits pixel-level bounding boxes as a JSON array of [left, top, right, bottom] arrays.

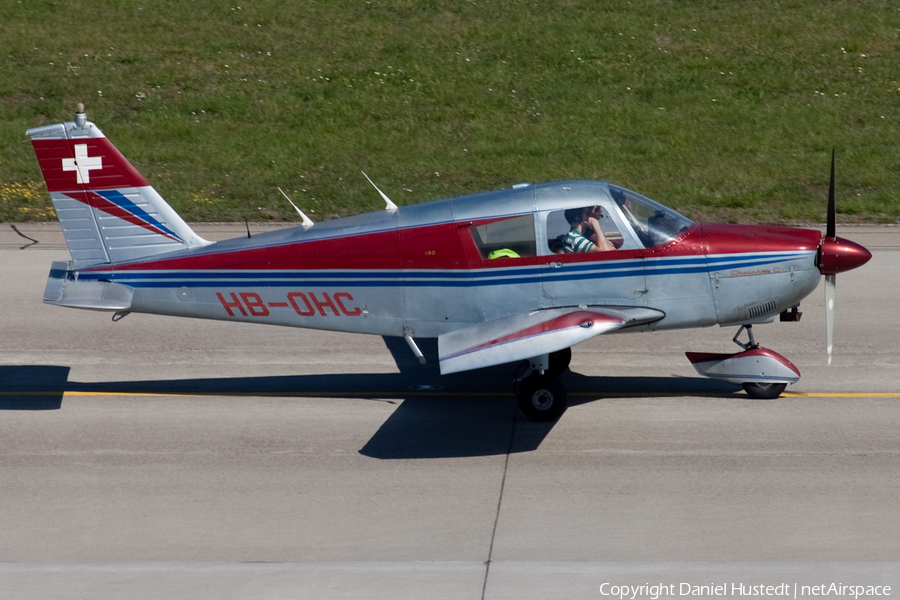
[[1, 223, 899, 599]]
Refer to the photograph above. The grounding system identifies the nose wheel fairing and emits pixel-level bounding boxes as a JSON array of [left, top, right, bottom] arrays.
[[686, 324, 800, 395], [686, 348, 800, 386]]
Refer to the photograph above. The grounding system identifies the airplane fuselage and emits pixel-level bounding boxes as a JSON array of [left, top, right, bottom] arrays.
[[66, 181, 822, 338]]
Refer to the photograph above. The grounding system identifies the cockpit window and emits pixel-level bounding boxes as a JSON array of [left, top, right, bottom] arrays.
[[608, 184, 693, 248]]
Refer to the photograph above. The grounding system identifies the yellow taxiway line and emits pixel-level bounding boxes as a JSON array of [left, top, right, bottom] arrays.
[[782, 392, 900, 398]]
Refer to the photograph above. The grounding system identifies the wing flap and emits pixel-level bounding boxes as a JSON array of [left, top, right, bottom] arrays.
[[438, 306, 663, 375]]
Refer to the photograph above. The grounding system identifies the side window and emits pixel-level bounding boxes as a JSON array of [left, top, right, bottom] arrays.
[[546, 206, 625, 254], [469, 214, 536, 260]]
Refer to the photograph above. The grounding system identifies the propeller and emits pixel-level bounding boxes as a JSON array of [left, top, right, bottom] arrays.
[[825, 272, 835, 365], [825, 149, 836, 365], [816, 149, 871, 364]]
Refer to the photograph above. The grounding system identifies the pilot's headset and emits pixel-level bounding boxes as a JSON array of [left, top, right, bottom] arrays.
[[564, 208, 584, 226]]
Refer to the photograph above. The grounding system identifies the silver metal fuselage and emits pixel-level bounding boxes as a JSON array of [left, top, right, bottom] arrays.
[[72, 181, 822, 340]]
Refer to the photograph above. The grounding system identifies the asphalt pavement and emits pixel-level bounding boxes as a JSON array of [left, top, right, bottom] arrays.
[[1, 223, 899, 599]]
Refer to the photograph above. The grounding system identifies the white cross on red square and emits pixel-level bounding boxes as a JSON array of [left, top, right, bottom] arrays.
[[62, 144, 103, 184]]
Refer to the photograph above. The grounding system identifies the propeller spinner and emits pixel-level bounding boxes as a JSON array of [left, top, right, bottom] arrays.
[[816, 150, 872, 364]]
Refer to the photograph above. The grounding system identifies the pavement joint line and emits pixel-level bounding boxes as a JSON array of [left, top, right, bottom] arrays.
[[481, 399, 519, 600]]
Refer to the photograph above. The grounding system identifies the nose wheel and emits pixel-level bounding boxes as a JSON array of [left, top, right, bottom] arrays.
[[686, 325, 801, 399], [733, 326, 790, 399], [742, 382, 788, 399]]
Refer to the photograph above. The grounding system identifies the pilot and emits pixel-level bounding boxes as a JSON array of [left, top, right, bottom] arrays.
[[563, 206, 615, 253]]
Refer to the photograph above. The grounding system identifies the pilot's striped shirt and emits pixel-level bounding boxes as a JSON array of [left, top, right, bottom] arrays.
[[563, 229, 594, 253]]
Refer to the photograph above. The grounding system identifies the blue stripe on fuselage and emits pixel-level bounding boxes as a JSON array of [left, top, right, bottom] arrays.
[[76, 251, 814, 289]]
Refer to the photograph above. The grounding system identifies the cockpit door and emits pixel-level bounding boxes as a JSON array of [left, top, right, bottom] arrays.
[[539, 203, 648, 309], [608, 184, 717, 328]]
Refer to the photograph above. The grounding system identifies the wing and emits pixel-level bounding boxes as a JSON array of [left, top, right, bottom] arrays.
[[438, 306, 664, 375]]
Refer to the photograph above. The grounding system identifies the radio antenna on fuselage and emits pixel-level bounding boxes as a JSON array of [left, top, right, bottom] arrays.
[[361, 172, 398, 212], [277, 187, 314, 229]]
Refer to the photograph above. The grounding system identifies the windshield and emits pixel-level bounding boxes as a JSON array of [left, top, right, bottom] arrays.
[[608, 184, 693, 248]]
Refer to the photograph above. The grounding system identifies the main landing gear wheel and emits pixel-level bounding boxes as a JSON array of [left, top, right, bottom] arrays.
[[516, 374, 568, 422], [547, 347, 572, 377], [742, 382, 787, 400]]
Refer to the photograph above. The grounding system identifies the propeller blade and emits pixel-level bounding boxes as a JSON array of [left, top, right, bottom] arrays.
[[826, 148, 836, 239], [825, 274, 835, 365]]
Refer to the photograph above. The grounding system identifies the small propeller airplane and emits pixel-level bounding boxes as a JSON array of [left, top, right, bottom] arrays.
[[26, 106, 872, 420]]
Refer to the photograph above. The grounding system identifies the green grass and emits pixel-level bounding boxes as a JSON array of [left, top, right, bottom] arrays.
[[2, 0, 899, 224]]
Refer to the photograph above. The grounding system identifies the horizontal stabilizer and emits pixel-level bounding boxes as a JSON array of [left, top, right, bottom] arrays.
[[43, 261, 133, 311], [438, 306, 664, 375]]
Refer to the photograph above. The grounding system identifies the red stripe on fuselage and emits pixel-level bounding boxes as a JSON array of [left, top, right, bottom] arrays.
[[84, 220, 478, 273], [83, 220, 663, 274], [80, 219, 819, 275]]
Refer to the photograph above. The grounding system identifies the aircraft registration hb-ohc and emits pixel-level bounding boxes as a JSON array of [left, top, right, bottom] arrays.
[[27, 106, 871, 420]]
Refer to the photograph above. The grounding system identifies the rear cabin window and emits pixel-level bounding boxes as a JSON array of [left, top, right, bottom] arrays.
[[469, 215, 536, 260]]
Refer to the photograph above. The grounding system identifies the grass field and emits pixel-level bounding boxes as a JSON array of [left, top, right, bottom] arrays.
[[2, 0, 898, 224]]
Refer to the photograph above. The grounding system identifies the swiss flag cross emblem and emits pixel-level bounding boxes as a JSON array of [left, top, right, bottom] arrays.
[[62, 144, 103, 184]]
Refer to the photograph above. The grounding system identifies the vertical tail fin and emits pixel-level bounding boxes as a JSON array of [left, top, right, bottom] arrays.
[[27, 106, 211, 267]]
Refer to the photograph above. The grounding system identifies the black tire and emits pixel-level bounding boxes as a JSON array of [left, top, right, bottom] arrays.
[[547, 347, 572, 377], [742, 382, 787, 399], [517, 375, 568, 421]]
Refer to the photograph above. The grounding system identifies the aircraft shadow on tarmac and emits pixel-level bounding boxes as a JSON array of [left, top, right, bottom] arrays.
[[0, 339, 739, 458], [0, 365, 70, 410]]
